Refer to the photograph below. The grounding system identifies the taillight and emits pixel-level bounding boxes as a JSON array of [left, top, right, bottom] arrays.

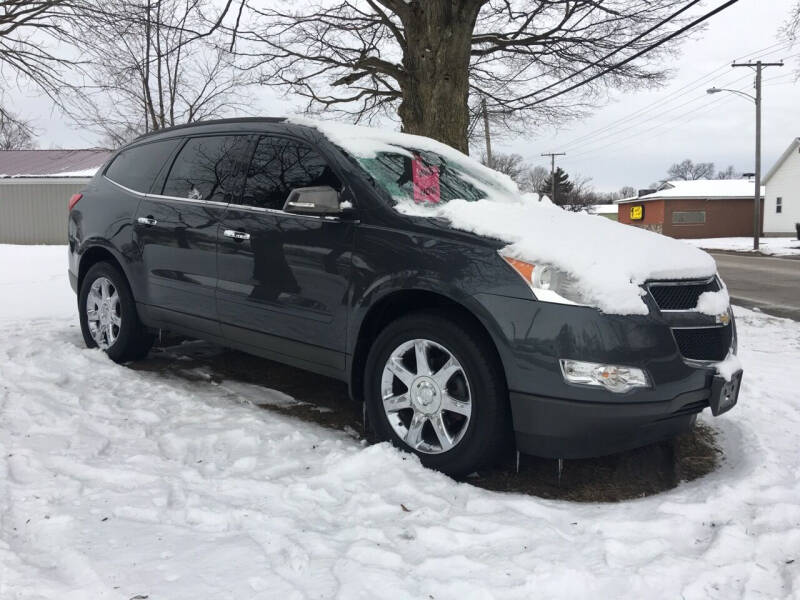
[[69, 193, 83, 211]]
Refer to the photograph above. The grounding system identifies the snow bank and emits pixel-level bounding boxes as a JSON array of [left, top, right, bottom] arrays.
[[1, 245, 800, 598], [296, 119, 717, 315]]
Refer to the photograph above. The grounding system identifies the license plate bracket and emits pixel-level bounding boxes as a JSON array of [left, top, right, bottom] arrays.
[[710, 369, 742, 416]]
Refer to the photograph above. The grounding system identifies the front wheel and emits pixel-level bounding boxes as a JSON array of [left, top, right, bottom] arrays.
[[364, 311, 510, 476], [78, 261, 154, 363]]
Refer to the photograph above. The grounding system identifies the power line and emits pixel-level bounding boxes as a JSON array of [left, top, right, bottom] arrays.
[[560, 71, 753, 153], [566, 94, 739, 161], [515, 0, 705, 101], [564, 75, 797, 164], [558, 40, 793, 150], [559, 53, 799, 158], [517, 0, 742, 111]]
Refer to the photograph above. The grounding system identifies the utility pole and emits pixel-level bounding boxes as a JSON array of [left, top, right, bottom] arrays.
[[731, 60, 783, 251], [482, 98, 493, 168], [541, 152, 566, 204]]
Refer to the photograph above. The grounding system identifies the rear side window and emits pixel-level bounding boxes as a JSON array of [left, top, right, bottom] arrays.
[[241, 136, 341, 210], [162, 135, 249, 202], [105, 138, 181, 193]]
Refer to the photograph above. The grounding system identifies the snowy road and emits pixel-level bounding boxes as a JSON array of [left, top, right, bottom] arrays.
[[711, 252, 800, 321], [1, 246, 799, 599]]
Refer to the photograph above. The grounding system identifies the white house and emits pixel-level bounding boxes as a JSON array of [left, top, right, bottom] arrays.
[[763, 137, 800, 236]]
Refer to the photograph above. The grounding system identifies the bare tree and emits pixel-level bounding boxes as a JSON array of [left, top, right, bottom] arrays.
[[781, 2, 799, 78], [63, 0, 254, 147], [783, 1, 800, 43], [0, 1, 74, 90], [480, 152, 526, 181], [225, 1, 720, 153], [0, 1, 83, 132], [478, 152, 550, 195], [564, 174, 598, 211], [0, 106, 36, 149], [716, 165, 740, 179], [520, 165, 550, 195], [619, 185, 637, 199], [667, 159, 716, 180]]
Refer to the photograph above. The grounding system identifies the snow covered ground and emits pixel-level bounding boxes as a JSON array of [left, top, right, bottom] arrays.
[[1, 245, 799, 599], [683, 236, 800, 257]]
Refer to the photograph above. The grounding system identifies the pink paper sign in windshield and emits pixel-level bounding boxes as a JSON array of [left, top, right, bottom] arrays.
[[412, 155, 441, 204]]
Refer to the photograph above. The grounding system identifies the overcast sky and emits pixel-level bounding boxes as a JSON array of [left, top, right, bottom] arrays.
[[7, 0, 799, 193], [500, 0, 800, 192]]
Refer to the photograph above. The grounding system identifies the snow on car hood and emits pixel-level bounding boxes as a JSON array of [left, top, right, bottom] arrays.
[[295, 118, 718, 315], [426, 199, 717, 314]]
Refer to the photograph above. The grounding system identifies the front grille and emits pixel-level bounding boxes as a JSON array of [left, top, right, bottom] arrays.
[[649, 278, 720, 311], [673, 325, 732, 361]]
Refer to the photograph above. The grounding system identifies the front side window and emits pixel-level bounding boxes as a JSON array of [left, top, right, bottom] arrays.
[[355, 150, 488, 206], [105, 138, 181, 193], [241, 136, 341, 210], [777, 197, 783, 214], [162, 135, 249, 202]]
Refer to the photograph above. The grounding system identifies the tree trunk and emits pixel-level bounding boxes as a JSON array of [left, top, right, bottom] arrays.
[[397, 2, 480, 154]]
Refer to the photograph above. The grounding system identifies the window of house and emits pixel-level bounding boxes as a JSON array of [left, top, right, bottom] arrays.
[[105, 138, 182, 193], [161, 135, 249, 202], [776, 197, 783, 214], [240, 136, 342, 210], [672, 210, 706, 225]]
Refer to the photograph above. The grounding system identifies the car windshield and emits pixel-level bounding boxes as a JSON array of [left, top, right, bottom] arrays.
[[354, 148, 508, 206]]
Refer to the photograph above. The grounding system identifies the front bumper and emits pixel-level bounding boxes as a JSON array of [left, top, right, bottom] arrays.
[[473, 293, 737, 458], [510, 388, 709, 459]]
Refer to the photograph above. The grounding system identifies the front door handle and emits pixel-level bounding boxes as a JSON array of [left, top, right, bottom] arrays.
[[223, 229, 251, 241], [137, 216, 158, 226]]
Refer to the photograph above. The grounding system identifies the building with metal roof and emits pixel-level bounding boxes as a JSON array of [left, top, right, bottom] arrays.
[[0, 149, 112, 244]]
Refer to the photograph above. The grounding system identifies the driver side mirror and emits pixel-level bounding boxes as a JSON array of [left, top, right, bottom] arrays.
[[283, 186, 345, 216]]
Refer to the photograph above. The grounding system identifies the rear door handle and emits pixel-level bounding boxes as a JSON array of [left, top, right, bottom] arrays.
[[223, 229, 251, 241], [137, 216, 158, 226]]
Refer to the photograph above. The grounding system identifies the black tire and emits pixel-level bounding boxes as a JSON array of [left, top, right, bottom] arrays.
[[78, 261, 154, 363], [364, 310, 511, 477]]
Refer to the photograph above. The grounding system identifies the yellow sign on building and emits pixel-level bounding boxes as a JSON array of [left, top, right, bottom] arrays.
[[630, 205, 643, 220]]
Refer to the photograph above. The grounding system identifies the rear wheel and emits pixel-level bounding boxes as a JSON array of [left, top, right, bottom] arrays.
[[79, 262, 154, 363], [364, 311, 510, 476]]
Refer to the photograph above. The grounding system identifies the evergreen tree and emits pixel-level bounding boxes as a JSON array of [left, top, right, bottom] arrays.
[[538, 167, 574, 206]]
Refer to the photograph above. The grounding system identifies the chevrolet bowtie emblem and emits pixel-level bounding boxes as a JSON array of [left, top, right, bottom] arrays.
[[716, 312, 730, 326]]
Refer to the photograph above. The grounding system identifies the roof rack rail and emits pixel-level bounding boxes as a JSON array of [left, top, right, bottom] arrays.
[[132, 117, 288, 142]]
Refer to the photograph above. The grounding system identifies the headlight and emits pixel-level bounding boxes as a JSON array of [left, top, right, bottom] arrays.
[[500, 254, 588, 306], [559, 359, 650, 393]]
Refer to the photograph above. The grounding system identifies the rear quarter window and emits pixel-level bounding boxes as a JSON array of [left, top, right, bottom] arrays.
[[105, 138, 182, 193]]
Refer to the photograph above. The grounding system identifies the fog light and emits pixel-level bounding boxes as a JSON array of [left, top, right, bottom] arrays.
[[559, 359, 649, 393]]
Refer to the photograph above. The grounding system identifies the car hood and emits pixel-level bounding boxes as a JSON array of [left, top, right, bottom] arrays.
[[399, 198, 718, 315]]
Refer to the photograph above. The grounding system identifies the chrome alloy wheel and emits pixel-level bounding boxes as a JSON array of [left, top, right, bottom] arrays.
[[86, 276, 121, 349], [380, 338, 472, 454]]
